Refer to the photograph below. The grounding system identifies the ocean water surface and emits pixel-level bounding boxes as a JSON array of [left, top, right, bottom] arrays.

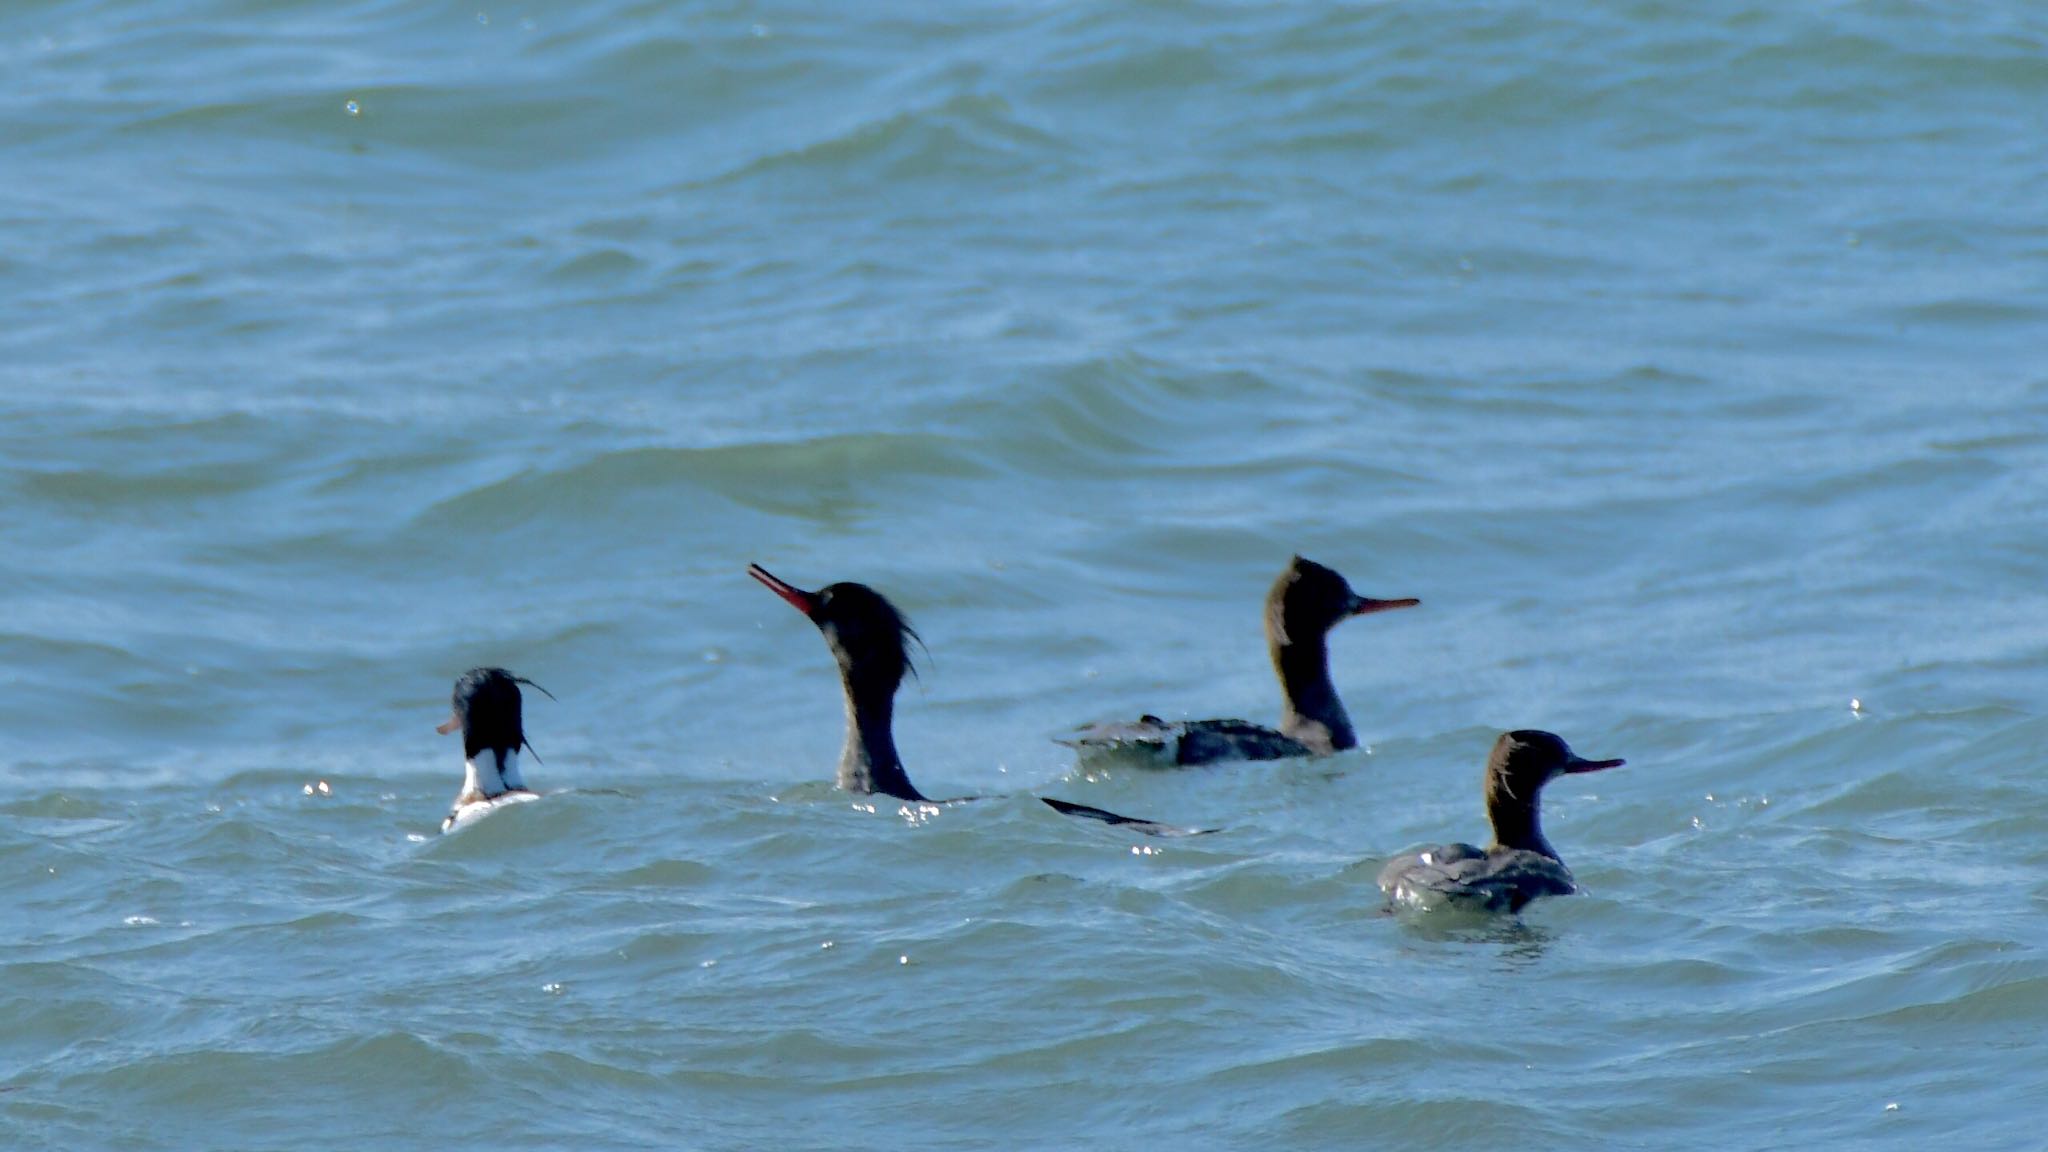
[[3, 1, 2047, 1148]]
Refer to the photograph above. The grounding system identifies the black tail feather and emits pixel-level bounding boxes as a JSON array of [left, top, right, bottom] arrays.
[[1041, 797, 1218, 837]]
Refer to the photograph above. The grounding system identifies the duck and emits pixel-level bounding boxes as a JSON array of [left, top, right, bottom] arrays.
[[436, 666, 553, 832], [1377, 730, 1624, 912], [749, 565, 932, 802], [749, 564, 1212, 835], [1063, 556, 1417, 764]]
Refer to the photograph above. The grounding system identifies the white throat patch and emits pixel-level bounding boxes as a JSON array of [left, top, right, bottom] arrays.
[[441, 748, 536, 833], [454, 748, 526, 806]]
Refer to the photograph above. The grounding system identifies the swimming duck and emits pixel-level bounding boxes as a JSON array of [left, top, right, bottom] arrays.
[[437, 667, 552, 832], [750, 564, 932, 802], [1064, 556, 1417, 764], [1377, 730, 1624, 912], [750, 564, 1212, 835]]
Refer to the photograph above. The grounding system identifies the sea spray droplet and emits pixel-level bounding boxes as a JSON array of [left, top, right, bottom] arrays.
[[345, 100, 360, 117]]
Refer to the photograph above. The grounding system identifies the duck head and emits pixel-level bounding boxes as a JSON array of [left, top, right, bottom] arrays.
[[1265, 555, 1418, 647]]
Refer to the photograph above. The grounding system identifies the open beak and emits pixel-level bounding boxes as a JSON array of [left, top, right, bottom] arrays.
[[1350, 595, 1420, 616], [436, 714, 460, 735], [749, 563, 819, 616], [1564, 754, 1626, 774]]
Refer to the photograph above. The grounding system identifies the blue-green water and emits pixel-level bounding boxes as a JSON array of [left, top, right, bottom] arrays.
[[4, 2, 2047, 1148]]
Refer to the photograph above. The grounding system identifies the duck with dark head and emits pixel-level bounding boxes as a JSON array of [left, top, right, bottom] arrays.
[[436, 666, 555, 832], [749, 564, 928, 802], [1377, 730, 1625, 913], [1063, 555, 1417, 765], [749, 563, 1211, 835]]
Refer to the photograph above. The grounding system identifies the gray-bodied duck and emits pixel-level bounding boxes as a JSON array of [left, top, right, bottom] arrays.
[[1064, 556, 1417, 765], [1378, 730, 1624, 912]]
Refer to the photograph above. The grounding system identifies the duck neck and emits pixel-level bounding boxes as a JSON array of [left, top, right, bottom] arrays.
[[838, 678, 925, 802], [457, 748, 525, 805], [1269, 629, 1356, 753], [1486, 779, 1558, 860]]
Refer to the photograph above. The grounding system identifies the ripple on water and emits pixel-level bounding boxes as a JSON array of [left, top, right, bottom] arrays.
[[414, 432, 989, 537]]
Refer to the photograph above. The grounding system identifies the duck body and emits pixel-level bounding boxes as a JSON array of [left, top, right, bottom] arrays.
[[1377, 730, 1624, 913], [1063, 556, 1416, 766], [442, 783, 541, 833], [1376, 842, 1577, 913], [1061, 716, 1313, 765]]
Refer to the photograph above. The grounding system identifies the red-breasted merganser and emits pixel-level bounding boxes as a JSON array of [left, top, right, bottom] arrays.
[[437, 667, 553, 833], [750, 564, 933, 802], [1377, 730, 1625, 912], [750, 563, 1213, 835], [1063, 556, 1417, 764]]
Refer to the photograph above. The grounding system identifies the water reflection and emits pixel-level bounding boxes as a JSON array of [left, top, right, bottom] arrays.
[[1390, 905, 1556, 966]]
